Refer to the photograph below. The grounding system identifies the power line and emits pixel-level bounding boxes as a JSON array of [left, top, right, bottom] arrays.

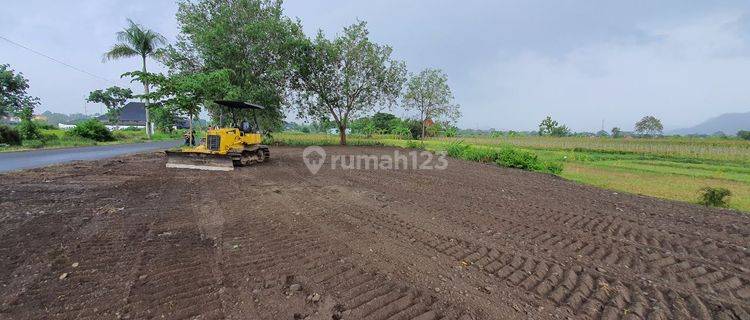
[[0, 34, 113, 83]]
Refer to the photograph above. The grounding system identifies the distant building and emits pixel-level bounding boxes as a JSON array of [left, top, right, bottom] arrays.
[[98, 102, 147, 126], [95, 102, 189, 130]]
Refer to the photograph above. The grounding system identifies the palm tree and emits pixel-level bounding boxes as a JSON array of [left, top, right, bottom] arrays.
[[104, 19, 166, 138]]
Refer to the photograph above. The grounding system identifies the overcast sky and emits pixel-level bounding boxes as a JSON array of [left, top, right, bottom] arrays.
[[2, 1, 750, 131]]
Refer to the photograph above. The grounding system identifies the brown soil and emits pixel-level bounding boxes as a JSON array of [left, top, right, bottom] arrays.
[[1, 146, 748, 320]]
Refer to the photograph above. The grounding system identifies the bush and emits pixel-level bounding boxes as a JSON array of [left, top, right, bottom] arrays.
[[495, 148, 544, 171], [33, 120, 57, 130], [0, 125, 22, 145], [698, 187, 731, 207], [545, 162, 564, 175], [445, 141, 470, 158], [738, 130, 750, 141], [405, 140, 424, 149], [17, 120, 41, 140], [67, 119, 114, 141]]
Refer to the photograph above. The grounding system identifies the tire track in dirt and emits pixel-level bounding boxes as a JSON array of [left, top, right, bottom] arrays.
[[211, 153, 470, 319], [329, 158, 750, 307]]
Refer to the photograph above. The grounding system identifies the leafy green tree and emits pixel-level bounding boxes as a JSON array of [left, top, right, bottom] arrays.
[[737, 130, 750, 140], [550, 125, 571, 137], [372, 112, 398, 133], [292, 21, 406, 145], [538, 116, 559, 136], [402, 68, 460, 139], [596, 130, 610, 137], [86, 86, 133, 125], [104, 18, 166, 139], [611, 127, 623, 138], [634, 115, 663, 136], [167, 0, 307, 131], [1, 64, 39, 119]]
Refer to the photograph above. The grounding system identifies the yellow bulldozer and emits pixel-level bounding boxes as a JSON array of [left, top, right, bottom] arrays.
[[165, 100, 270, 171]]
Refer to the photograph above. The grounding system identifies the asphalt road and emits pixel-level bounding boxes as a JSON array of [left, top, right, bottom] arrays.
[[0, 140, 180, 173]]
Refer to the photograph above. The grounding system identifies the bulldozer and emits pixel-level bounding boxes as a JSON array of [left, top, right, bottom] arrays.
[[165, 100, 270, 171]]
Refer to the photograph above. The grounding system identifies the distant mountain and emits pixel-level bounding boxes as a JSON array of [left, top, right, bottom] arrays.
[[669, 111, 750, 136]]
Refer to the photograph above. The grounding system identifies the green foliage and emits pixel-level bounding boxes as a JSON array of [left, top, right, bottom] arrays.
[[402, 68, 460, 139], [87, 86, 133, 124], [611, 127, 623, 138], [150, 107, 178, 132], [168, 0, 307, 131], [443, 141, 561, 174], [738, 130, 750, 141], [445, 126, 458, 137], [372, 113, 398, 132], [405, 140, 425, 149], [539, 116, 569, 137], [292, 21, 407, 145], [1, 64, 39, 118], [550, 125, 571, 137], [635, 115, 663, 136], [697, 187, 732, 207], [0, 125, 21, 145], [17, 119, 41, 140], [67, 119, 114, 141]]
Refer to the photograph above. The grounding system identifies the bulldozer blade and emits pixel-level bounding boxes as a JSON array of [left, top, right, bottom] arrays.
[[165, 151, 234, 171]]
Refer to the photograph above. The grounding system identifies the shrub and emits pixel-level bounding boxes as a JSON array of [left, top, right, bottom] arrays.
[[405, 140, 424, 149], [445, 141, 470, 158], [697, 187, 731, 207], [738, 130, 750, 141], [0, 125, 22, 145], [545, 162, 564, 175], [495, 148, 543, 171], [17, 119, 41, 140], [67, 119, 114, 141]]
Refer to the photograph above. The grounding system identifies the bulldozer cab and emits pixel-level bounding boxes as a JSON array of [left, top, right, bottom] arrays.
[[215, 100, 263, 133]]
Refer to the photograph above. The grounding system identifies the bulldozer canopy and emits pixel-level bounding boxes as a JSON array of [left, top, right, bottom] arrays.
[[214, 100, 265, 110]]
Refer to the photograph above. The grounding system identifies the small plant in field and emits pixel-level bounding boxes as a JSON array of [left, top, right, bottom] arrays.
[[697, 187, 731, 207], [405, 140, 424, 149], [445, 141, 470, 157], [545, 162, 564, 175]]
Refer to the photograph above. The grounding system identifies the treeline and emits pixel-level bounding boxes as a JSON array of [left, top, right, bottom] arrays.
[[286, 112, 458, 139]]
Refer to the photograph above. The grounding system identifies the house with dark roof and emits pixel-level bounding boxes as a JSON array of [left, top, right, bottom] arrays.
[[98, 102, 147, 126], [97, 102, 190, 129]]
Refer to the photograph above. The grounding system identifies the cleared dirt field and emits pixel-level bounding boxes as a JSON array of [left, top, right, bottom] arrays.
[[1, 146, 748, 320]]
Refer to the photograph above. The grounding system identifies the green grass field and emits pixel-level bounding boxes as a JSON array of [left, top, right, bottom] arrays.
[[0, 128, 183, 152], [272, 133, 750, 212]]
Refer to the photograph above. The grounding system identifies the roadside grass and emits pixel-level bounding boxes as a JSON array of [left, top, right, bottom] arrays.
[[0, 128, 183, 152], [273, 132, 750, 212]]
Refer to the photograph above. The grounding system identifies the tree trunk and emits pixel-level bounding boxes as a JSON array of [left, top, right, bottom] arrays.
[[188, 114, 195, 147], [142, 55, 152, 139], [420, 110, 426, 140], [338, 125, 347, 145]]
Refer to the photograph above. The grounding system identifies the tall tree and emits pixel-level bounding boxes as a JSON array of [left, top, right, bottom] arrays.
[[86, 86, 133, 125], [402, 68, 460, 139], [634, 115, 663, 136], [538, 116, 558, 136], [166, 0, 307, 130], [104, 18, 166, 138], [0, 64, 39, 119], [292, 21, 406, 145]]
